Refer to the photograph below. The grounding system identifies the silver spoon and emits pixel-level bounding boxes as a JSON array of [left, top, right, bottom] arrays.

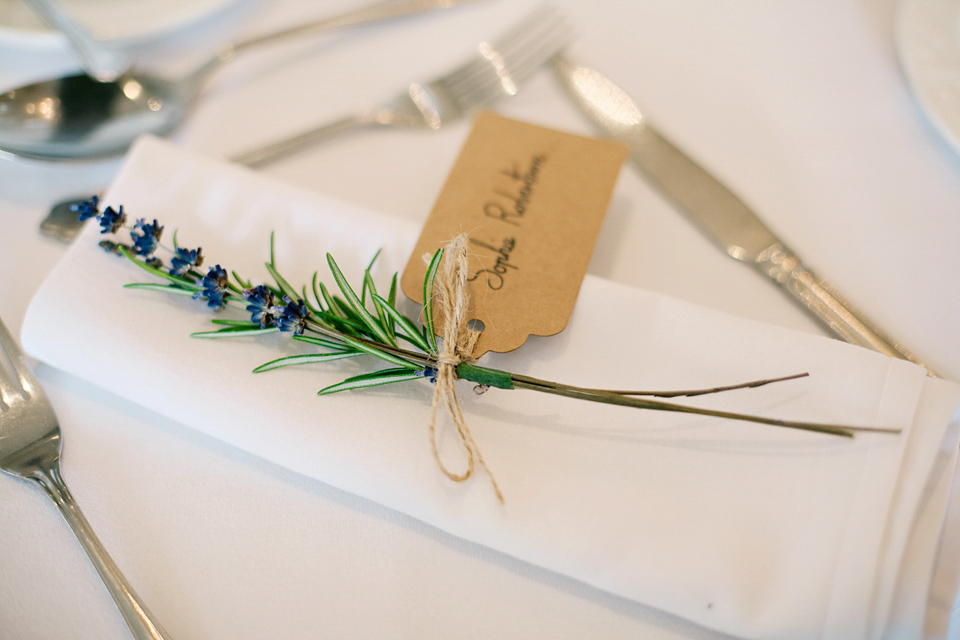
[[0, 0, 478, 161], [21, 0, 130, 82]]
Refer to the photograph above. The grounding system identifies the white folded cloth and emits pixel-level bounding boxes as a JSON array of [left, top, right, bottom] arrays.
[[22, 137, 960, 640]]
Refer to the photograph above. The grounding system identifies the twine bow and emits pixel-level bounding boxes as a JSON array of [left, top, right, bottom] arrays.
[[427, 234, 504, 504]]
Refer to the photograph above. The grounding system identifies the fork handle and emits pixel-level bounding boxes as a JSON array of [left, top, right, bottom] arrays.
[[32, 464, 173, 640], [228, 114, 375, 168]]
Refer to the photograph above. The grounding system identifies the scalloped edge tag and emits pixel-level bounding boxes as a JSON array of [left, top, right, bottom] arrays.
[[401, 112, 626, 357]]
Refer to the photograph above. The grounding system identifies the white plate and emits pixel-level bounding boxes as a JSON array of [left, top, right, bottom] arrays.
[[897, 0, 960, 153], [0, 0, 240, 50]]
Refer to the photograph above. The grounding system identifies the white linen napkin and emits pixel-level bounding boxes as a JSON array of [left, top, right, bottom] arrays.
[[22, 137, 960, 640]]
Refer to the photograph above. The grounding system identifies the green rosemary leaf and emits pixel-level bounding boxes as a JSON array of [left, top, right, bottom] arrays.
[[363, 270, 398, 346], [317, 368, 423, 395], [363, 269, 379, 305], [311, 272, 327, 312], [293, 334, 350, 351], [317, 281, 341, 318], [253, 351, 361, 373], [232, 270, 251, 290], [119, 248, 201, 290], [361, 248, 381, 305], [371, 293, 430, 352], [264, 261, 299, 301], [314, 310, 368, 337], [331, 296, 363, 324], [331, 282, 373, 328], [422, 248, 443, 353], [326, 253, 392, 345], [340, 335, 419, 369], [123, 282, 197, 296], [210, 319, 257, 327], [366, 248, 382, 271], [302, 285, 322, 315], [385, 273, 399, 342], [191, 327, 280, 338], [172, 229, 180, 250], [388, 273, 398, 306], [371, 290, 397, 345], [269, 231, 276, 268]]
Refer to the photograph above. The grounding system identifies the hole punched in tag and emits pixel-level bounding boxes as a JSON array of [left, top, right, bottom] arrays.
[[465, 319, 489, 395]]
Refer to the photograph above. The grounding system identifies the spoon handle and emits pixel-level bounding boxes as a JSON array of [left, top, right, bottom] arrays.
[[183, 0, 481, 85], [21, 0, 129, 82]]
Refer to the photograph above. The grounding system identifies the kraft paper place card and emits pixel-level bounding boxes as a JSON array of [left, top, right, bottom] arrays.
[[402, 112, 627, 356]]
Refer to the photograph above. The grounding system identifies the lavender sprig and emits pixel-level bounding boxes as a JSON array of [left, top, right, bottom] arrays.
[[78, 197, 902, 439]]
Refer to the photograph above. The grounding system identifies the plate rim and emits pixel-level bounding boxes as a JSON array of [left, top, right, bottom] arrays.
[[0, 0, 243, 51], [896, 0, 960, 153]]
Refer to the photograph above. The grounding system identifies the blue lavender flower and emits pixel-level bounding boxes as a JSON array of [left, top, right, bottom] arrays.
[[418, 366, 438, 383], [242, 285, 278, 328], [274, 296, 308, 334], [145, 256, 164, 269], [196, 288, 226, 309], [98, 205, 126, 234], [130, 218, 164, 256], [198, 264, 227, 291], [169, 246, 203, 276], [72, 195, 100, 221], [193, 264, 229, 309]]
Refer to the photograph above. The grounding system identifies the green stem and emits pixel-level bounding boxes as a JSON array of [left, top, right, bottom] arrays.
[[121, 246, 899, 441], [508, 375, 900, 437], [297, 318, 897, 438]]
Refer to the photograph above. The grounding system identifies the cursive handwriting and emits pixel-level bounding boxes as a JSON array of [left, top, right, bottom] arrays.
[[483, 154, 546, 227], [468, 236, 517, 290]]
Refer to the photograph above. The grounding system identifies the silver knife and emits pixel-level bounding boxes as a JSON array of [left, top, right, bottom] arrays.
[[554, 55, 935, 375]]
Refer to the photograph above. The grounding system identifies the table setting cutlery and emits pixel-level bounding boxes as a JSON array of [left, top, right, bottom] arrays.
[[3, 1, 960, 639], [39, 5, 570, 241], [22, 132, 960, 640], [0, 315, 172, 640], [553, 56, 936, 375], [0, 0, 480, 161]]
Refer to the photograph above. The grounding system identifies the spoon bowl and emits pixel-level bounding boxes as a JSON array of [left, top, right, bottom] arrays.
[[0, 73, 186, 160]]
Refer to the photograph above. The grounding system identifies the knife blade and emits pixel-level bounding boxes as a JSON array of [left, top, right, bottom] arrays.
[[554, 55, 935, 375]]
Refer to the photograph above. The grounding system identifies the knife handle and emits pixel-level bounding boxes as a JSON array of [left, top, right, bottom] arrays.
[[754, 243, 935, 374]]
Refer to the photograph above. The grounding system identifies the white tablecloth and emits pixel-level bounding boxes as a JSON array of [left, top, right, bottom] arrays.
[[2, 1, 960, 638]]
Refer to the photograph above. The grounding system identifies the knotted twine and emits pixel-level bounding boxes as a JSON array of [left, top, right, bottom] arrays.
[[427, 233, 504, 504]]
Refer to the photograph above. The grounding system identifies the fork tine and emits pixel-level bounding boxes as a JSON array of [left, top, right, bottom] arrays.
[[440, 7, 568, 92], [488, 18, 572, 87], [443, 11, 572, 109], [228, 7, 576, 167], [0, 317, 39, 402], [445, 10, 570, 86], [485, 6, 568, 62]]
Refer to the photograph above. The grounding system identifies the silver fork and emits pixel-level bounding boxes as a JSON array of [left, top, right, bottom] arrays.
[[0, 317, 172, 640], [40, 7, 573, 241], [230, 5, 573, 167]]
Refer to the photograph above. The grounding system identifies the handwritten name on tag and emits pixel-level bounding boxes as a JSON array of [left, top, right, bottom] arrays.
[[401, 112, 626, 357]]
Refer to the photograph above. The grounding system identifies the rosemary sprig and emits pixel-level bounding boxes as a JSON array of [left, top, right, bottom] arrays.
[[78, 197, 900, 439]]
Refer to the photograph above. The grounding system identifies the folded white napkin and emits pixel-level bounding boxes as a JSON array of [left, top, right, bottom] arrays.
[[22, 137, 960, 640]]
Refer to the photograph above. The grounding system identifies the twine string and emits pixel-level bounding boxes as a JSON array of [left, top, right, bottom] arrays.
[[427, 234, 504, 504]]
